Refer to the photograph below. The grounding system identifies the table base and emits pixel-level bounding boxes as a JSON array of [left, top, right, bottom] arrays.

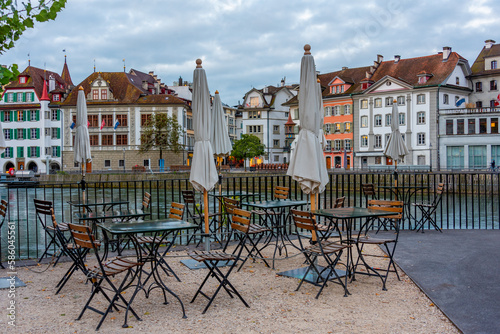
[[277, 266, 347, 283]]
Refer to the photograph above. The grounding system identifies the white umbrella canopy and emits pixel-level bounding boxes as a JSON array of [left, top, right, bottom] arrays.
[[73, 86, 92, 165], [189, 59, 218, 251], [287, 45, 329, 196], [384, 100, 409, 166], [210, 91, 233, 158]]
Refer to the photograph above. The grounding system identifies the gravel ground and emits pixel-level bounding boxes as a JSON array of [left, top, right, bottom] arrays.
[[1, 242, 460, 333]]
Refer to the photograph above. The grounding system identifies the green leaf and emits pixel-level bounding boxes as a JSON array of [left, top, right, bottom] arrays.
[[36, 9, 49, 22], [23, 17, 34, 28]]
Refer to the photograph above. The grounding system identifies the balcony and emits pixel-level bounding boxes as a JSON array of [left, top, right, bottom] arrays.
[[439, 107, 500, 115]]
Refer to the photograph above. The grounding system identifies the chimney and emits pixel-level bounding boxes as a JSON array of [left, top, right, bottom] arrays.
[[377, 54, 383, 63], [149, 71, 154, 76], [281, 78, 285, 87], [373, 61, 379, 68], [442, 46, 452, 61], [178, 76, 183, 86], [370, 66, 375, 74], [394, 55, 401, 63], [485, 39, 496, 49], [342, 66, 348, 70], [142, 80, 148, 90]]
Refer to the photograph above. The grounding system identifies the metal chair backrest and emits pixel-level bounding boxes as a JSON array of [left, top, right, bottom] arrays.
[[34, 199, 54, 229], [0, 199, 7, 219], [222, 197, 240, 215], [182, 190, 203, 218], [230, 208, 252, 234], [334, 196, 345, 208], [274, 186, 289, 200], [168, 202, 185, 220], [432, 183, 445, 206], [141, 192, 151, 211], [362, 184, 377, 198], [367, 200, 404, 220]]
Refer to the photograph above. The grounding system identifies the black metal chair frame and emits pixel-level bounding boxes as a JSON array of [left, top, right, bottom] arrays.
[[353, 200, 403, 291], [182, 190, 223, 246], [291, 209, 351, 298], [412, 183, 445, 233], [68, 223, 143, 330], [188, 246, 249, 314], [34, 199, 70, 265]]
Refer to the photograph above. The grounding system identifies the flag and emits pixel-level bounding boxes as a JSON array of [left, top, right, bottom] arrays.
[[114, 120, 120, 130], [495, 94, 500, 107], [69, 122, 75, 129], [100, 119, 105, 130], [87, 121, 90, 127], [456, 98, 465, 107]]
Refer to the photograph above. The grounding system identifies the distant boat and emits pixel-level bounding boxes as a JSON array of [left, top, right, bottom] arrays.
[[0, 171, 39, 188]]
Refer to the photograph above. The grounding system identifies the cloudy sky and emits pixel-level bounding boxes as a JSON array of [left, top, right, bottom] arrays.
[[2, 0, 499, 106]]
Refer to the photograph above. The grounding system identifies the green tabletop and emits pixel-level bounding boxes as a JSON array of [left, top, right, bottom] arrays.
[[242, 199, 307, 209], [98, 219, 197, 235], [312, 207, 400, 219]]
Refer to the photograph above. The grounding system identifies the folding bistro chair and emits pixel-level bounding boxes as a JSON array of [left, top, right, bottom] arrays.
[[361, 183, 378, 205], [68, 223, 143, 330], [0, 200, 8, 269], [182, 190, 223, 245], [221, 197, 241, 251], [412, 183, 445, 233], [353, 200, 403, 291], [229, 207, 270, 271], [34, 199, 71, 265], [291, 209, 350, 298], [188, 246, 249, 314], [316, 196, 345, 241], [135, 202, 186, 281]]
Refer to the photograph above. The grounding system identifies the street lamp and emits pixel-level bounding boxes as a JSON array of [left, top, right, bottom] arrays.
[[429, 143, 433, 172]]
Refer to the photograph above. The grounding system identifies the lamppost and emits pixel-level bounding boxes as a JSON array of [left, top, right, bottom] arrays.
[[429, 143, 433, 172], [122, 147, 126, 172]]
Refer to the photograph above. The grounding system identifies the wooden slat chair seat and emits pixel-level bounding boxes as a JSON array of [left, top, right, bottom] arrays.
[[188, 246, 249, 314], [291, 209, 350, 298], [68, 223, 143, 330], [353, 200, 403, 291], [412, 183, 445, 233], [0, 200, 8, 269]]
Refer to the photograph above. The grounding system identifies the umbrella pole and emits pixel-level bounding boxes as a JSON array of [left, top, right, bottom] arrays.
[[394, 160, 398, 200], [310, 193, 318, 242], [204, 189, 210, 252], [81, 163, 86, 214]]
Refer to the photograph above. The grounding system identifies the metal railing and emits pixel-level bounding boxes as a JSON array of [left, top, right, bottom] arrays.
[[1, 170, 498, 262]]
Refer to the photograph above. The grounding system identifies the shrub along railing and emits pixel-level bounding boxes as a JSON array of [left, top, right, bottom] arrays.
[[0, 171, 498, 262]]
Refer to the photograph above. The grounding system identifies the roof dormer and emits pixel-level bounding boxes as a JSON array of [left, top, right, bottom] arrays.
[[18, 75, 28, 84], [88, 73, 113, 101], [417, 71, 433, 84]]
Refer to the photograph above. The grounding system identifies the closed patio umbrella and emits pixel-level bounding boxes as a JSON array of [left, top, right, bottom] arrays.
[[73, 86, 92, 204], [287, 44, 329, 217], [384, 100, 409, 187], [211, 90, 233, 161], [189, 59, 218, 251]]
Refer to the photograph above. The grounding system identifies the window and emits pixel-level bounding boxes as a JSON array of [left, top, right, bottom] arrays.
[[344, 139, 351, 150], [476, 101, 483, 108], [17, 129, 24, 139], [104, 160, 111, 167], [385, 97, 393, 106], [141, 114, 151, 126], [116, 134, 128, 145], [457, 119, 464, 134], [101, 135, 113, 146], [334, 139, 342, 151], [119, 160, 125, 167], [456, 77, 460, 85], [331, 106, 339, 116], [361, 135, 368, 147], [93, 89, 99, 100], [88, 114, 98, 127], [417, 94, 425, 104], [3, 147, 13, 158], [374, 98, 382, 108], [361, 116, 368, 128], [491, 80, 498, 91], [417, 112, 425, 124], [491, 118, 498, 134], [360, 99, 368, 109], [417, 155, 426, 165], [3, 111, 11, 122], [28, 146, 37, 157], [7, 93, 14, 102], [399, 113, 405, 125], [274, 155, 279, 162], [52, 94, 60, 102], [250, 96, 259, 107], [375, 157, 382, 164], [344, 122, 351, 133], [325, 106, 331, 116], [447, 146, 464, 169], [492, 60, 498, 69], [469, 145, 487, 169], [273, 125, 279, 134], [19, 77, 26, 84], [385, 114, 392, 126], [273, 139, 279, 148], [446, 120, 454, 135], [51, 109, 59, 121], [26, 92, 32, 102], [89, 135, 99, 146], [30, 110, 37, 121], [333, 123, 341, 133], [17, 110, 24, 122], [476, 82, 482, 92], [324, 123, 331, 134], [374, 115, 382, 127], [51, 128, 58, 139], [116, 114, 128, 127], [101, 89, 107, 100], [397, 96, 405, 105], [374, 135, 382, 148], [491, 100, 497, 108], [3, 129, 10, 140], [51, 146, 59, 157], [417, 133, 426, 145], [344, 105, 351, 115], [468, 119, 476, 134], [443, 94, 449, 104], [325, 140, 331, 151], [249, 111, 261, 118], [479, 118, 487, 133]]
